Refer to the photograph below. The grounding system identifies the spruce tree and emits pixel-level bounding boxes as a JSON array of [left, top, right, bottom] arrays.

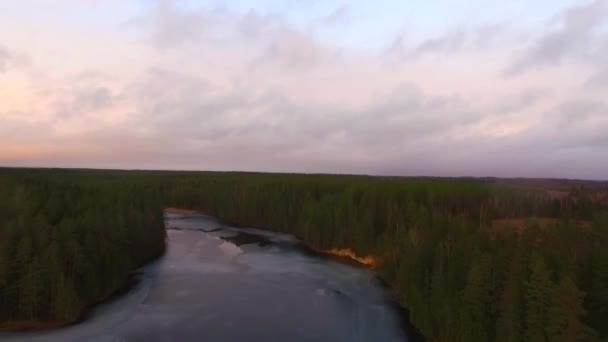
[[459, 261, 489, 342], [496, 251, 524, 342], [547, 277, 595, 342], [525, 254, 553, 342]]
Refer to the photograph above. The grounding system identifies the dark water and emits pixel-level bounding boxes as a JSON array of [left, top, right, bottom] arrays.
[[2, 213, 417, 341]]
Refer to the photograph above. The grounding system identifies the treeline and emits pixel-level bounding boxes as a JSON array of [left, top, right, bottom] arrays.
[[0, 169, 166, 328], [1, 168, 607, 341], [163, 173, 608, 342]]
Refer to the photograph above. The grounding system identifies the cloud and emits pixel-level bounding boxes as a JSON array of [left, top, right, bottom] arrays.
[[128, 1, 333, 70], [409, 29, 468, 58], [1, 1, 608, 178], [473, 23, 508, 49], [493, 88, 552, 114], [258, 27, 330, 69], [0, 44, 16, 72], [547, 99, 607, 125], [507, 0, 608, 75], [585, 67, 608, 88], [320, 4, 350, 26], [0, 113, 50, 141], [127, 1, 227, 49], [385, 23, 510, 61], [51, 86, 115, 119]]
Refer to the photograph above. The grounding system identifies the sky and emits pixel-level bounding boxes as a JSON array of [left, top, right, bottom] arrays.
[[1, 0, 607, 179]]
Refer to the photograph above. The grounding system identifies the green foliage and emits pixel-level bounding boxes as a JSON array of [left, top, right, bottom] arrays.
[[547, 276, 593, 342], [525, 254, 554, 342], [459, 261, 490, 341], [495, 248, 524, 342], [0, 169, 166, 324], [0, 168, 606, 341]]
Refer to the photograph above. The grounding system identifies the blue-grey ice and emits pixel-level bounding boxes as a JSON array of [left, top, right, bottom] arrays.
[[1, 213, 413, 341]]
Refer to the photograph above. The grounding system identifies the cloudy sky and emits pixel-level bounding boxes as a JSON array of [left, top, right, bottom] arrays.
[[1, 0, 607, 179]]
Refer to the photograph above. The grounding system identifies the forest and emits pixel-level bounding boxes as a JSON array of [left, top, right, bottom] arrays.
[[0, 168, 166, 329], [1, 167, 607, 341]]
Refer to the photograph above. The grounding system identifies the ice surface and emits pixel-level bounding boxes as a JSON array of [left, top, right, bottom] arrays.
[[2, 214, 409, 342]]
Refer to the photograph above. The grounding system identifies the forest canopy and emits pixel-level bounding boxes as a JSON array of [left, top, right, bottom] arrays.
[[0, 168, 607, 341]]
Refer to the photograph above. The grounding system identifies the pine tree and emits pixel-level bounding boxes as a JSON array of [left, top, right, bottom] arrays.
[[430, 245, 447, 337], [588, 214, 608, 338], [495, 250, 524, 342], [525, 254, 553, 342], [53, 275, 82, 321], [18, 257, 41, 320], [0, 236, 11, 289], [459, 261, 489, 342], [546, 277, 595, 342], [15, 235, 32, 269]]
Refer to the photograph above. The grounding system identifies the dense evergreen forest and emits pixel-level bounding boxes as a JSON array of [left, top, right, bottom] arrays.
[[0, 168, 166, 329], [1, 168, 607, 341]]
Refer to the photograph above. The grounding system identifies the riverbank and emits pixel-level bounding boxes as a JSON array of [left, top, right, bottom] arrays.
[[321, 248, 378, 268], [188, 209, 382, 269], [167, 208, 423, 340], [2, 213, 413, 341], [164, 207, 199, 214], [0, 321, 68, 332], [1, 208, 406, 337], [172, 210, 424, 341], [0, 249, 164, 332]]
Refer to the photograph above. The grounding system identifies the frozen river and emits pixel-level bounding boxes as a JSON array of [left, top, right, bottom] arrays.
[[2, 212, 418, 341]]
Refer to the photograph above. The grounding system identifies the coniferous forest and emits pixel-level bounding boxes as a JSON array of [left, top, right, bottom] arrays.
[[1, 167, 607, 341]]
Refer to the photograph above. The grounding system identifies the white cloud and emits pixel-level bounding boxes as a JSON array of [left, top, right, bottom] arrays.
[[507, 0, 608, 74], [0, 1, 607, 179]]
